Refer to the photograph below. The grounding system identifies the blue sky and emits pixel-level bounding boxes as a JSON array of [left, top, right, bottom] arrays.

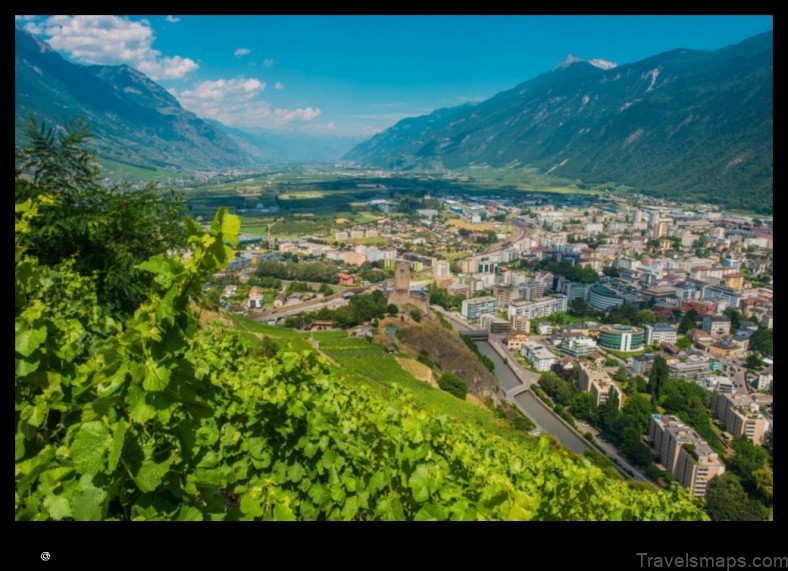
[[17, 15, 773, 138]]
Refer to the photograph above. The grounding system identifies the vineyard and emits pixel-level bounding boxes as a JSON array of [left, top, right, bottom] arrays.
[[15, 197, 708, 520]]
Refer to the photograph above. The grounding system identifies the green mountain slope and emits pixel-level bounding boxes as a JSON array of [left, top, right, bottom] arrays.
[[346, 32, 773, 212], [15, 26, 250, 172]]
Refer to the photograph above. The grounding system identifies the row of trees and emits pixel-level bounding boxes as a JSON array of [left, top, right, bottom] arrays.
[[284, 290, 393, 330], [256, 259, 340, 284]]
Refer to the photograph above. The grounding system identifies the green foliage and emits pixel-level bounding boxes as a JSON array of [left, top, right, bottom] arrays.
[[635, 310, 656, 327], [285, 281, 313, 296], [678, 310, 698, 334], [460, 335, 495, 372], [748, 328, 773, 355], [705, 473, 766, 521], [723, 307, 742, 331], [745, 353, 763, 370], [648, 355, 669, 400], [16, 119, 187, 317], [606, 303, 639, 326], [256, 259, 339, 284], [538, 371, 576, 408], [659, 378, 723, 454], [727, 439, 769, 490], [599, 389, 621, 433], [409, 309, 423, 323], [387, 304, 399, 316], [438, 372, 468, 400], [540, 260, 598, 283], [676, 336, 693, 350], [428, 284, 465, 310], [571, 392, 598, 424], [602, 266, 620, 278]]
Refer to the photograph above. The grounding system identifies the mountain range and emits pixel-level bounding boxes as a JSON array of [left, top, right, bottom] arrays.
[[346, 32, 773, 213], [14, 26, 358, 172]]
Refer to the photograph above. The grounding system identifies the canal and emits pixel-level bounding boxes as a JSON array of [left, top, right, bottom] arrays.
[[476, 341, 594, 456]]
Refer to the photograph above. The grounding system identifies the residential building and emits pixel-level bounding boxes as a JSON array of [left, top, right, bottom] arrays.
[[479, 314, 511, 334], [521, 341, 557, 372], [432, 259, 450, 279], [518, 280, 546, 301], [507, 295, 568, 320], [668, 358, 713, 381], [597, 325, 644, 352], [649, 415, 725, 497], [461, 296, 499, 322], [702, 284, 741, 309], [707, 340, 741, 359], [510, 315, 531, 333], [753, 371, 773, 392], [448, 283, 472, 300], [493, 285, 517, 310], [559, 336, 598, 358], [337, 273, 355, 286], [702, 315, 731, 337], [710, 392, 770, 444], [506, 333, 529, 351], [643, 323, 678, 345], [578, 364, 621, 408]]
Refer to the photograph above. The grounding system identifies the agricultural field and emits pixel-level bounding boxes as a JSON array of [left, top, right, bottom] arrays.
[[318, 337, 416, 385], [446, 218, 497, 232]]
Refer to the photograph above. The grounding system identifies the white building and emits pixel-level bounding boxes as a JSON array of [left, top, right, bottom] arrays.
[[521, 341, 557, 372]]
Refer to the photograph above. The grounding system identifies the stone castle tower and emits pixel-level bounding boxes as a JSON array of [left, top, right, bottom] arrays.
[[394, 260, 410, 293], [387, 259, 426, 311]]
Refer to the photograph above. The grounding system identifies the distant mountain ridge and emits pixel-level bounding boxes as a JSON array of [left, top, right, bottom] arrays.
[[15, 27, 359, 173], [15, 26, 251, 172], [346, 32, 773, 213]]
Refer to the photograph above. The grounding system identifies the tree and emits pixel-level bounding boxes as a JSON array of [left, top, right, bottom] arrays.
[[648, 355, 669, 400], [387, 303, 399, 316], [748, 328, 773, 355], [602, 266, 620, 278], [438, 372, 468, 399], [621, 394, 654, 435], [599, 389, 621, 432], [627, 442, 653, 468], [727, 438, 769, 486], [410, 309, 423, 322], [678, 310, 698, 334], [570, 298, 592, 316], [676, 336, 693, 350], [706, 473, 766, 521], [745, 353, 763, 369], [16, 119, 187, 317], [571, 392, 598, 423], [723, 307, 742, 331], [635, 309, 656, 327], [538, 371, 576, 407]]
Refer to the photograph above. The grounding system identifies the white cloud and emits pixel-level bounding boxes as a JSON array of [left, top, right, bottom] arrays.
[[263, 58, 275, 68], [30, 15, 198, 80], [274, 107, 321, 122], [23, 21, 44, 35], [274, 82, 285, 90], [173, 76, 320, 129], [234, 48, 251, 57], [165, 15, 181, 23]]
